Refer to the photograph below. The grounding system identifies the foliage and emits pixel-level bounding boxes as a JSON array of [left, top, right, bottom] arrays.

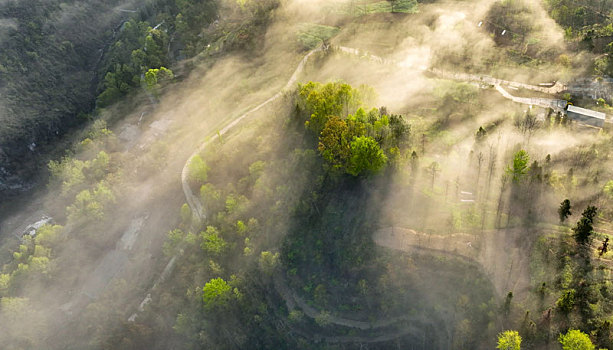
[[66, 182, 116, 222], [486, 0, 535, 47], [297, 82, 407, 177], [559, 329, 595, 350], [297, 23, 339, 50], [506, 150, 530, 183], [604, 180, 613, 199], [559, 199, 572, 222], [144, 67, 174, 90], [556, 289, 576, 313], [202, 278, 233, 309], [189, 154, 209, 185], [497, 330, 522, 350], [318, 116, 353, 170], [339, 0, 418, 16], [201, 226, 227, 256], [181, 203, 192, 224], [573, 206, 598, 245], [259, 251, 279, 275], [347, 136, 388, 176], [298, 81, 363, 133]]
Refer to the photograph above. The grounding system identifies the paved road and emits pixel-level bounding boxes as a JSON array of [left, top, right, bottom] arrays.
[[494, 84, 567, 112]]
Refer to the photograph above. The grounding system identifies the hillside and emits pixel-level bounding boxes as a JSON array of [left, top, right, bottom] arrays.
[[1, 0, 613, 349]]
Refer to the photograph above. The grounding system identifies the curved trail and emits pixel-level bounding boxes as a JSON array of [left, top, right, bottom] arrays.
[[336, 46, 568, 112], [270, 225, 528, 341], [181, 48, 321, 221], [373, 227, 531, 300], [182, 45, 576, 222], [170, 45, 554, 343]]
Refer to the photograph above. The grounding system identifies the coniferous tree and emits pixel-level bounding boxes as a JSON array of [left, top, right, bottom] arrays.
[[573, 206, 598, 245], [558, 199, 572, 222]]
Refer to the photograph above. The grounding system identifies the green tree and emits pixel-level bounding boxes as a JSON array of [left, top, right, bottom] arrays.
[[188, 154, 208, 184], [506, 150, 530, 183], [559, 329, 595, 350], [201, 226, 227, 256], [559, 199, 572, 222], [67, 182, 116, 222], [475, 126, 488, 143], [315, 310, 331, 327], [259, 251, 279, 275], [604, 180, 613, 199], [144, 67, 173, 90], [556, 289, 576, 313], [347, 136, 387, 176], [573, 206, 598, 245], [497, 330, 522, 350], [318, 116, 353, 169], [202, 278, 232, 309], [180, 203, 191, 224], [298, 81, 361, 133]]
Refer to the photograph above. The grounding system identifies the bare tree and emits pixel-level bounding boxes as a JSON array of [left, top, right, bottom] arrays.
[[427, 161, 441, 189], [496, 174, 509, 228], [514, 111, 540, 142], [476, 151, 484, 195]]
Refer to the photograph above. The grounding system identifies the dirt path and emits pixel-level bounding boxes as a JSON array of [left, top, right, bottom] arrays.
[[273, 272, 449, 346], [336, 46, 569, 113], [175, 45, 543, 343], [374, 227, 532, 301], [181, 47, 321, 221]]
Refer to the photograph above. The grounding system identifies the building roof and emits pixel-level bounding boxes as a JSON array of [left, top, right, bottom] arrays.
[[567, 105, 606, 120]]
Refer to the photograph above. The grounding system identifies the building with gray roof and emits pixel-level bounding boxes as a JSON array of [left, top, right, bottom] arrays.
[[566, 105, 606, 127]]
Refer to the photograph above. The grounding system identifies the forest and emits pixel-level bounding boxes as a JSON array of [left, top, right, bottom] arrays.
[[1, 0, 613, 349]]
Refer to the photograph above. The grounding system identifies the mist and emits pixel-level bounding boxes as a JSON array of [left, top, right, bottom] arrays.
[[1, 0, 613, 349]]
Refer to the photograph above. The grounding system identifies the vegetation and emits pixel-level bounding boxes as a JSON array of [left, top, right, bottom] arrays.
[[559, 199, 572, 222], [296, 81, 408, 176], [497, 330, 522, 350], [297, 23, 339, 50], [5, 0, 613, 349], [559, 329, 596, 350], [544, 0, 613, 76]]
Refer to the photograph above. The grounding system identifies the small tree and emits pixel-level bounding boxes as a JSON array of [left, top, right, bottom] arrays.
[[475, 126, 487, 143], [604, 180, 613, 199], [506, 150, 529, 183], [202, 278, 232, 310], [201, 226, 227, 256], [559, 329, 595, 350], [259, 251, 279, 275], [188, 155, 208, 184], [573, 206, 598, 245], [497, 330, 522, 350], [428, 161, 441, 189], [347, 136, 387, 176], [559, 199, 572, 222], [180, 203, 191, 224], [144, 66, 173, 90]]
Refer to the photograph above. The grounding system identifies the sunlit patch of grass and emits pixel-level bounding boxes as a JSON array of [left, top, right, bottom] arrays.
[[335, 0, 419, 16], [297, 23, 340, 50]]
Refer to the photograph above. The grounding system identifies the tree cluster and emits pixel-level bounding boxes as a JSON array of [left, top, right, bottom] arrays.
[[296, 81, 409, 176]]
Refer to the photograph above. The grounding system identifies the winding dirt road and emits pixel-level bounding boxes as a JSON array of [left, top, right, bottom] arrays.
[[181, 48, 322, 222], [169, 45, 563, 343]]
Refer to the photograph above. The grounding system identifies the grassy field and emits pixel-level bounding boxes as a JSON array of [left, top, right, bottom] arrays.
[[297, 23, 341, 50], [336, 0, 419, 16]]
